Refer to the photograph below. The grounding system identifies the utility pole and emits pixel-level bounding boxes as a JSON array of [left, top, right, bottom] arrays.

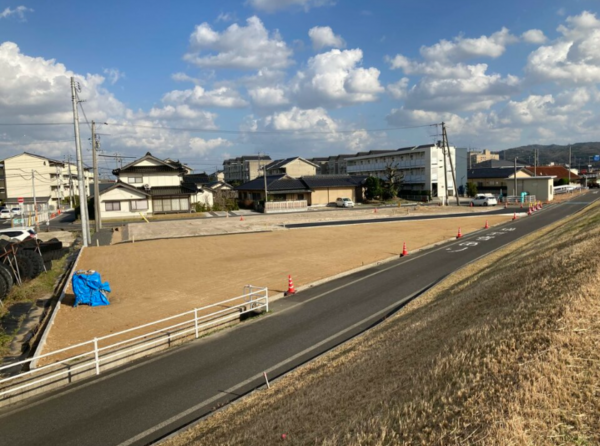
[[514, 157, 518, 198], [441, 122, 460, 206], [440, 141, 448, 206], [259, 152, 268, 210], [71, 76, 90, 247], [534, 148, 537, 177], [91, 121, 102, 232], [31, 170, 38, 229]]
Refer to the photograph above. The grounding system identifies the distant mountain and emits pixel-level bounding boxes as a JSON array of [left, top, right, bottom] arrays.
[[497, 142, 600, 169]]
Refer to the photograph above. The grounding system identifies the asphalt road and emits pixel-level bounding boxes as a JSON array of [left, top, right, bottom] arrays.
[[0, 192, 597, 446]]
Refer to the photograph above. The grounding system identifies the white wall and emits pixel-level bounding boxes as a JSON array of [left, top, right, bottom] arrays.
[[120, 172, 181, 187], [100, 187, 152, 219], [192, 189, 214, 207]]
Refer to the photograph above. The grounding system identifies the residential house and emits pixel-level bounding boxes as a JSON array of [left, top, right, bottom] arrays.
[[265, 157, 319, 177], [236, 174, 367, 207], [223, 155, 271, 183], [467, 166, 555, 201], [0, 152, 93, 210], [526, 166, 581, 186], [99, 152, 199, 219]]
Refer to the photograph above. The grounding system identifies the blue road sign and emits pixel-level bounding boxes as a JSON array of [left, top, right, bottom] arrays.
[[594, 155, 600, 162]]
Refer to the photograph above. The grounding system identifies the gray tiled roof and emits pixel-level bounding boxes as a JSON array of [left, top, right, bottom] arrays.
[[468, 167, 528, 179]]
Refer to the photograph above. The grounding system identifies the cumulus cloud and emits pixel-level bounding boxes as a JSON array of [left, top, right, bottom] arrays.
[[171, 72, 203, 85], [184, 16, 293, 70], [521, 29, 547, 44], [162, 85, 248, 108], [387, 78, 410, 100], [417, 27, 518, 63], [247, 0, 334, 13], [308, 26, 345, 50], [0, 5, 33, 21], [0, 42, 224, 160], [290, 48, 384, 108], [248, 87, 290, 108], [188, 137, 232, 156], [103, 68, 124, 85], [526, 11, 600, 85]]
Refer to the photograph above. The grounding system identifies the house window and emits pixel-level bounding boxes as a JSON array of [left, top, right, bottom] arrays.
[[128, 177, 143, 184], [131, 200, 148, 211], [105, 201, 121, 212], [152, 197, 189, 213]]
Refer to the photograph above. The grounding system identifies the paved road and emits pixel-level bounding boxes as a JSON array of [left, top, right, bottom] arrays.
[[0, 193, 597, 446]]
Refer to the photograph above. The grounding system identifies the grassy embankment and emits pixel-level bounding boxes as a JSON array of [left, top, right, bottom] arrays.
[[0, 256, 66, 356], [167, 201, 600, 446]]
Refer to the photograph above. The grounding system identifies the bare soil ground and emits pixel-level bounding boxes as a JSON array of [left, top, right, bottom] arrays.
[[127, 204, 500, 242], [42, 214, 509, 358], [164, 203, 600, 446]]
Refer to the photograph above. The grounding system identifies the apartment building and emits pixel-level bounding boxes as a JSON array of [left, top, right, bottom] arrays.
[[265, 157, 319, 178], [346, 144, 463, 198], [0, 152, 93, 210], [468, 149, 499, 167], [223, 156, 271, 183]]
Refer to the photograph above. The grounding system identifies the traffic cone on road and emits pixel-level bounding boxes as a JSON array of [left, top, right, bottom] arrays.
[[240, 216, 244, 221], [528, 207, 532, 216], [456, 227, 463, 239], [512, 212, 517, 221], [470, 201, 473, 208], [374, 208, 378, 214], [285, 275, 296, 296], [401, 241, 408, 257], [504, 201, 508, 209], [484, 220, 489, 229]]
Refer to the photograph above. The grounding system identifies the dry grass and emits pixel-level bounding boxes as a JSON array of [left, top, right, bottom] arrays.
[[165, 202, 600, 446]]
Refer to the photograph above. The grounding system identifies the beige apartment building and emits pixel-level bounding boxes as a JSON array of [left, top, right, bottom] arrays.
[[223, 156, 271, 183], [468, 149, 499, 167], [265, 157, 318, 178], [0, 152, 93, 210]]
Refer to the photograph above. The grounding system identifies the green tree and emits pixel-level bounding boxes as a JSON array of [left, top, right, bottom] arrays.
[[365, 177, 383, 200], [466, 182, 478, 197]]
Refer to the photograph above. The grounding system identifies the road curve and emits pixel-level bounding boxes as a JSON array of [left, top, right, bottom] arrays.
[[0, 192, 597, 446]]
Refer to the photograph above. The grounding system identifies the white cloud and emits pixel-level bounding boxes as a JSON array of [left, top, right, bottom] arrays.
[[526, 11, 600, 85], [247, 0, 334, 13], [248, 87, 290, 108], [171, 72, 203, 85], [290, 48, 384, 108], [418, 27, 518, 63], [308, 26, 345, 50], [521, 29, 547, 44], [184, 16, 293, 70], [0, 42, 225, 159], [188, 137, 232, 156], [387, 78, 409, 100], [0, 5, 33, 21], [162, 85, 248, 108], [216, 12, 235, 23], [103, 68, 124, 85]]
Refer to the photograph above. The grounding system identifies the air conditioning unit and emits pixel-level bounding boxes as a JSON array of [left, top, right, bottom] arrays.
[[143, 184, 152, 190]]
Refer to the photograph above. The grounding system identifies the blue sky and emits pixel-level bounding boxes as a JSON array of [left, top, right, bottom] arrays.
[[1, 0, 599, 172]]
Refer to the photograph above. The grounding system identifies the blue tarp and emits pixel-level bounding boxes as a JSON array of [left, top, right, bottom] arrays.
[[72, 270, 111, 307]]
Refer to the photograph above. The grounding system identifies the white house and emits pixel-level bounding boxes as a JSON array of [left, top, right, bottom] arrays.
[[98, 152, 200, 220]]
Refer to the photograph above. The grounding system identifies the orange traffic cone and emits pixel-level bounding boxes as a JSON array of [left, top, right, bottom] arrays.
[[484, 220, 489, 229], [374, 208, 378, 214], [401, 241, 408, 257], [240, 216, 244, 221], [456, 227, 463, 239], [520, 202, 523, 209], [504, 201, 508, 209], [286, 275, 296, 296], [512, 212, 517, 221], [470, 201, 473, 208], [528, 207, 532, 216]]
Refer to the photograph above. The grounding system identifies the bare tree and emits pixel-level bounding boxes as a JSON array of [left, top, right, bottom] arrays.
[[384, 162, 404, 197]]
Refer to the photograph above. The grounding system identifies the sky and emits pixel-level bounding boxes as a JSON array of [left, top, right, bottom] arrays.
[[1, 0, 600, 174]]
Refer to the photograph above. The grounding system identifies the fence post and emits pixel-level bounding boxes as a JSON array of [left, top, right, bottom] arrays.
[[194, 308, 199, 339], [93, 338, 100, 375], [265, 288, 269, 313]]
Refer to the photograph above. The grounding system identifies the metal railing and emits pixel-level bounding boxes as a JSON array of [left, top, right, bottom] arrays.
[[505, 195, 537, 204], [0, 286, 268, 399], [265, 200, 308, 213]]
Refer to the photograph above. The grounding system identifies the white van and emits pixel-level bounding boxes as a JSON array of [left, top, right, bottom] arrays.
[[471, 194, 498, 207]]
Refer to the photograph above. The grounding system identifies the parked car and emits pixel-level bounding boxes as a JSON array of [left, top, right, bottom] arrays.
[[0, 209, 11, 219], [336, 197, 354, 208], [0, 227, 37, 242], [10, 208, 22, 216], [471, 194, 498, 207]]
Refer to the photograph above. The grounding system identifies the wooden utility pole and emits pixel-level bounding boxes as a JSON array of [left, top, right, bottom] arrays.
[[514, 157, 518, 198], [441, 122, 460, 206], [92, 121, 102, 231]]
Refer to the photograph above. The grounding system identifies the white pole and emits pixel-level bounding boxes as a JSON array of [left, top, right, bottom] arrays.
[[92, 121, 102, 231], [31, 170, 38, 229], [93, 337, 100, 375], [71, 76, 90, 247], [194, 308, 199, 339]]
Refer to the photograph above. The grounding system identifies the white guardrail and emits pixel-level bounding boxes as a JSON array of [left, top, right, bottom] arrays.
[[0, 285, 268, 399]]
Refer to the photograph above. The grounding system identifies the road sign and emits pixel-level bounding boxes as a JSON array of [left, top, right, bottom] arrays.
[[594, 155, 600, 162], [17, 197, 23, 204]]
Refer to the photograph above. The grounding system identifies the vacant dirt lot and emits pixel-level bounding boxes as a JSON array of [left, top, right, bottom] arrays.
[[43, 214, 510, 356], [127, 204, 498, 241]]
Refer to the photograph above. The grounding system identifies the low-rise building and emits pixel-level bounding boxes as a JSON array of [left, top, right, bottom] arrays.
[[346, 144, 462, 199], [468, 149, 499, 167], [467, 166, 555, 201], [223, 155, 271, 183], [526, 166, 581, 185], [265, 157, 319, 177]]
